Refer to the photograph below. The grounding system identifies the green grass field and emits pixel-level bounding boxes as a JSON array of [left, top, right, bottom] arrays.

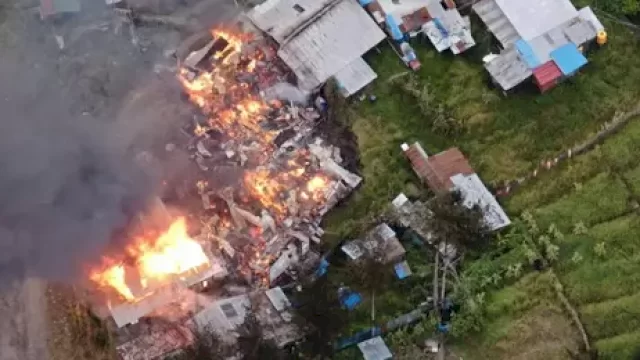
[[325, 18, 640, 238], [324, 9, 640, 359]]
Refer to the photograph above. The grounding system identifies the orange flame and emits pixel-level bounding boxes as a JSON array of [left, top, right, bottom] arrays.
[[91, 218, 209, 301]]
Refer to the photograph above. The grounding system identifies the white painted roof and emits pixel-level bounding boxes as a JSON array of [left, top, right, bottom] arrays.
[[248, 0, 334, 43], [495, 0, 578, 41], [109, 259, 228, 328], [333, 57, 377, 97], [265, 287, 292, 311], [110, 283, 182, 328], [277, 0, 385, 91], [192, 294, 251, 334], [578, 6, 605, 32], [358, 336, 393, 360], [450, 173, 511, 231], [377, 0, 433, 24]]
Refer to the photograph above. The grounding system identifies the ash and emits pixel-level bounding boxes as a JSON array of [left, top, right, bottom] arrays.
[[106, 21, 361, 358]]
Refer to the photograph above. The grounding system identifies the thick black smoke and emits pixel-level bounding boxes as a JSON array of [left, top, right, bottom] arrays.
[[0, 82, 158, 285], [0, 8, 166, 286]]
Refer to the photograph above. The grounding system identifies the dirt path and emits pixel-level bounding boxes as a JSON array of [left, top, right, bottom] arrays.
[[0, 279, 49, 360]]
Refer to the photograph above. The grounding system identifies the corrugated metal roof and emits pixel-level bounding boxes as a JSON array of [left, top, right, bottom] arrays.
[[484, 46, 532, 91], [423, 9, 474, 54], [110, 283, 183, 328], [193, 291, 302, 348], [334, 57, 377, 97], [341, 223, 406, 264], [527, 25, 569, 65], [450, 173, 511, 231], [532, 61, 562, 92], [192, 294, 251, 334], [404, 144, 476, 193], [495, 0, 578, 41], [578, 6, 604, 32], [515, 39, 541, 69], [563, 17, 597, 45], [248, 0, 334, 43], [377, 0, 430, 22], [277, 0, 386, 91], [358, 336, 393, 360], [109, 261, 227, 328], [473, 0, 519, 48], [265, 287, 292, 311], [441, 10, 475, 54], [551, 43, 588, 75]]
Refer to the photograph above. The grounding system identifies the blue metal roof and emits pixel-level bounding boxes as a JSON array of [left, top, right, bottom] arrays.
[[550, 43, 588, 76], [394, 261, 412, 280], [385, 15, 404, 41], [515, 39, 541, 69]]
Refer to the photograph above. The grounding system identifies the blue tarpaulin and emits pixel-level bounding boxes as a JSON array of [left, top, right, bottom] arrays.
[[385, 15, 404, 41], [339, 288, 362, 310], [433, 18, 449, 38], [394, 261, 412, 280], [316, 258, 330, 277], [515, 39, 541, 69], [550, 43, 588, 76]]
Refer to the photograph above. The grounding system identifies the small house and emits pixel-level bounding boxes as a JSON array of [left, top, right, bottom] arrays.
[[248, 0, 386, 96], [192, 287, 302, 348], [473, 0, 606, 93], [358, 0, 475, 54], [341, 223, 406, 264], [401, 142, 510, 231]]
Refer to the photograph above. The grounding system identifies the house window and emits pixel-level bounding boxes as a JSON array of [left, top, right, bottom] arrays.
[[293, 4, 305, 13], [220, 303, 238, 318]]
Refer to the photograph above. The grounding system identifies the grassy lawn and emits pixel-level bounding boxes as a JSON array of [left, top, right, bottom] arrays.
[[505, 117, 640, 213], [323, 6, 640, 359], [453, 272, 582, 360], [532, 172, 631, 231], [594, 331, 640, 360], [325, 18, 640, 237]]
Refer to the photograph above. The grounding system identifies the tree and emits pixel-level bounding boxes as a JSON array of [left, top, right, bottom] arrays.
[[594, 242, 607, 258], [294, 277, 350, 358], [572, 222, 588, 236], [545, 243, 560, 263], [344, 242, 395, 297], [571, 251, 583, 264], [424, 192, 492, 252], [599, 0, 640, 17], [177, 306, 288, 360], [236, 311, 287, 360]]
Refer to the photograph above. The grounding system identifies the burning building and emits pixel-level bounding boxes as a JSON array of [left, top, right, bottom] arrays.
[[86, 21, 361, 359]]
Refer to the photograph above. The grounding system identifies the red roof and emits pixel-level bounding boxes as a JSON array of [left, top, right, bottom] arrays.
[[404, 144, 475, 193], [533, 61, 562, 93]]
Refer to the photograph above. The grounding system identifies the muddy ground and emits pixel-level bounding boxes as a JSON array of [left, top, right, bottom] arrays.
[[0, 1, 238, 359]]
